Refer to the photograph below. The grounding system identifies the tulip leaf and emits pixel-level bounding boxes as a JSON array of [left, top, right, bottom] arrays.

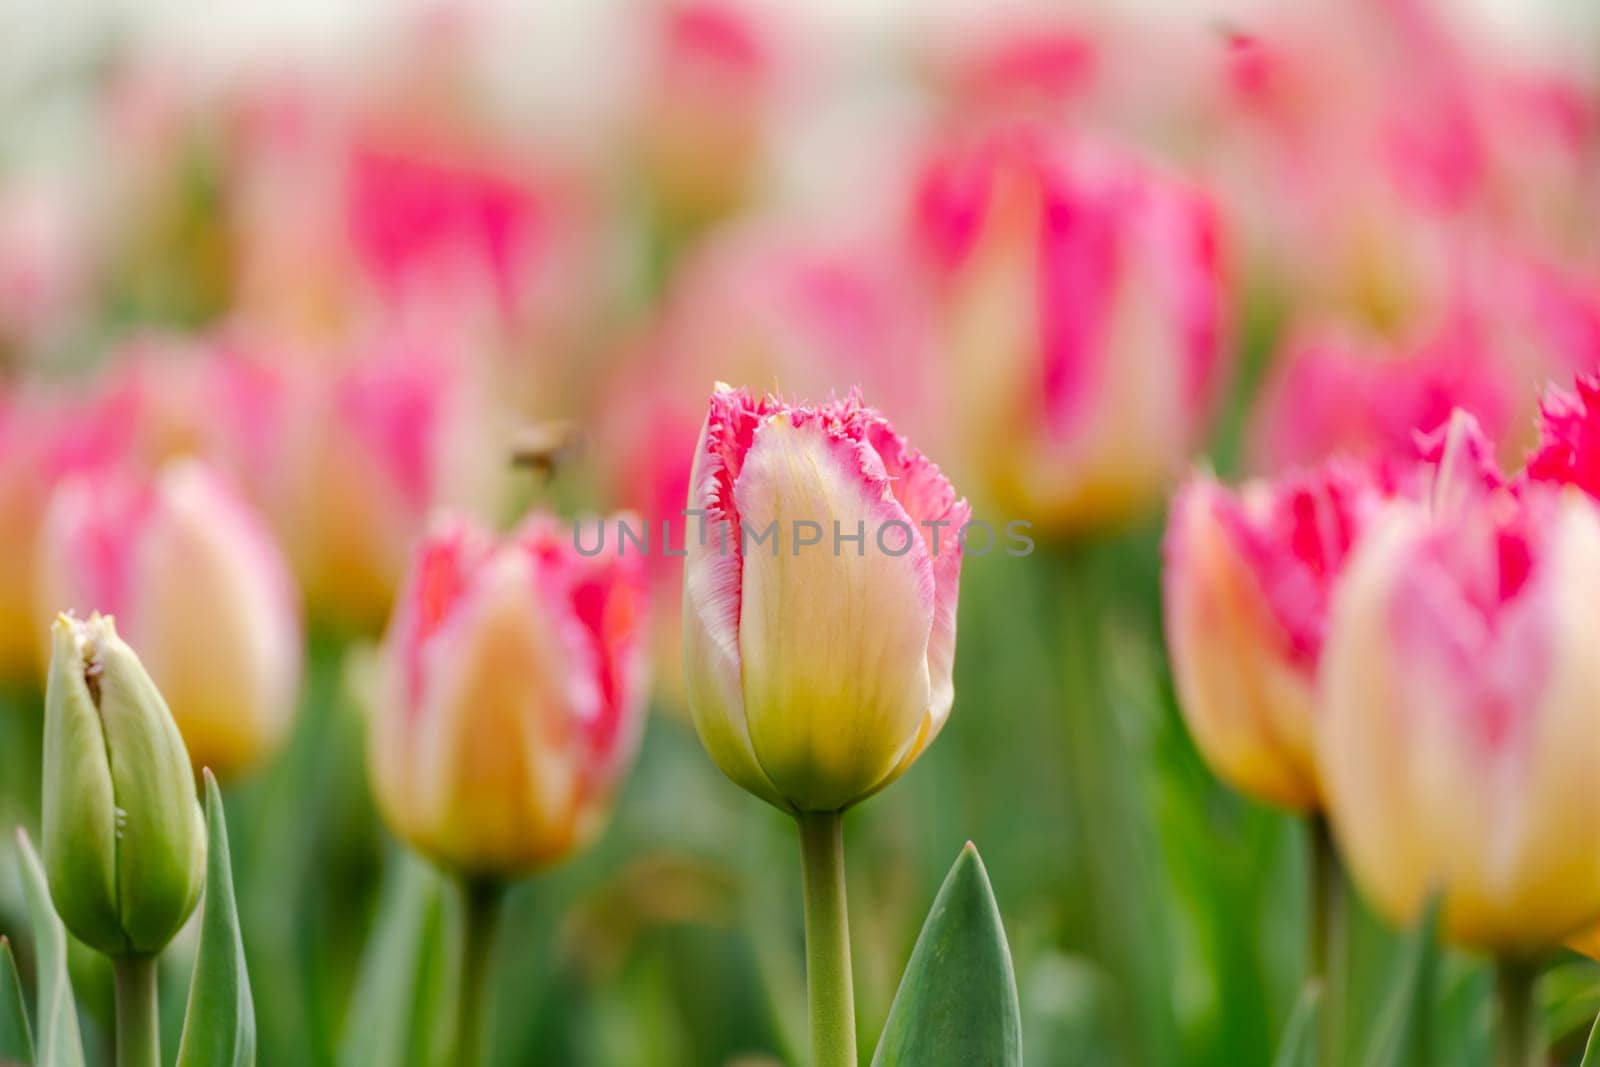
[[870, 843, 1021, 1067], [1582, 1010, 1600, 1067], [1360, 894, 1441, 1067], [1270, 980, 1322, 1067], [0, 936, 34, 1065], [338, 849, 454, 1067], [14, 829, 84, 1067], [176, 771, 255, 1067]]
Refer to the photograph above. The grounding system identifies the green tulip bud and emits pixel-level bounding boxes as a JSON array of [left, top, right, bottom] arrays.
[[42, 613, 205, 957]]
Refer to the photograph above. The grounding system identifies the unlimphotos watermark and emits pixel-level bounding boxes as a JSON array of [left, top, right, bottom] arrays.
[[573, 511, 1034, 559]]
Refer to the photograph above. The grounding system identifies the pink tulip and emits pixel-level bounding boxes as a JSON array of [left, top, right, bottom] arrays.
[[1248, 325, 1521, 475], [912, 125, 1226, 532], [681, 385, 969, 812], [206, 334, 502, 635], [1164, 462, 1387, 809], [36, 460, 303, 779], [369, 514, 648, 875], [1318, 410, 1600, 950], [1249, 251, 1600, 475], [0, 386, 136, 680], [633, 0, 779, 231]]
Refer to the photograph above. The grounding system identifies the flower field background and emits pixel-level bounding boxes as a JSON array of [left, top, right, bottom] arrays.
[[3, 1, 1600, 1064]]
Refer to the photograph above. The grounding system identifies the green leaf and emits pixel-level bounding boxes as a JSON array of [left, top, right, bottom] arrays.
[[338, 849, 454, 1067], [0, 936, 34, 1065], [176, 771, 255, 1067], [1361, 895, 1442, 1067], [871, 843, 1021, 1067], [1581, 1009, 1600, 1067], [1270, 980, 1323, 1067], [14, 829, 84, 1067]]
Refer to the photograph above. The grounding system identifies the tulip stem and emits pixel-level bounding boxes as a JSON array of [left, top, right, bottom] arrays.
[[1308, 815, 1345, 1065], [112, 954, 160, 1067], [458, 877, 506, 1067], [797, 810, 857, 1067], [1494, 955, 1539, 1067]]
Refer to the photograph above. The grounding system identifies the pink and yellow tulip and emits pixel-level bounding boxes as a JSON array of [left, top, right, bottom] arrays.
[[681, 385, 969, 813], [1164, 463, 1384, 810], [369, 514, 648, 876], [1318, 415, 1600, 951], [912, 125, 1226, 533]]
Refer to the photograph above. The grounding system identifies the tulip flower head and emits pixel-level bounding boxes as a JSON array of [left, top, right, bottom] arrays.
[[37, 459, 303, 779], [370, 514, 648, 876], [1164, 462, 1383, 809], [42, 613, 206, 956], [682, 385, 969, 813], [1318, 413, 1600, 951], [914, 126, 1225, 533]]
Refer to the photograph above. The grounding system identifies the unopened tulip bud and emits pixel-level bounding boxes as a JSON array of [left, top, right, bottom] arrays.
[[1318, 477, 1600, 951], [37, 460, 302, 779], [1163, 464, 1382, 809], [42, 613, 205, 956], [369, 514, 648, 876], [681, 385, 970, 813]]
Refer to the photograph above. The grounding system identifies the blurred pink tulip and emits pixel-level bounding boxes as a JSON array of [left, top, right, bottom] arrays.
[[208, 334, 503, 635], [1250, 253, 1600, 474], [912, 125, 1226, 532], [1318, 413, 1600, 950], [0, 387, 136, 680], [634, 0, 779, 232], [36, 460, 303, 779], [1249, 325, 1520, 474], [1164, 463, 1386, 809], [369, 514, 648, 875], [681, 385, 969, 812]]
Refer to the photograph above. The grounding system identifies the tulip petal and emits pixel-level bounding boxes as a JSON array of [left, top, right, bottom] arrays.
[[734, 414, 935, 810], [96, 631, 206, 954], [868, 419, 970, 767], [40, 616, 122, 954], [682, 399, 787, 807]]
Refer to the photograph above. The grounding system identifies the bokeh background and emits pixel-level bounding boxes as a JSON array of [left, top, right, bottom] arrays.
[[4, 0, 1600, 1063]]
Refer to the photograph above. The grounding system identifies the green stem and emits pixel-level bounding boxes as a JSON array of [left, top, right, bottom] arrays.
[[458, 877, 506, 1067], [113, 954, 160, 1067], [1309, 816, 1345, 1066], [1495, 956, 1539, 1067], [798, 811, 857, 1067]]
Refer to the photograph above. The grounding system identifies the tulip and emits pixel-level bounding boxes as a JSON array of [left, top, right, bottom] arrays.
[[208, 339, 502, 635], [37, 459, 303, 779], [42, 612, 206, 956], [370, 512, 648, 1066], [912, 125, 1226, 533], [1247, 326, 1520, 476], [1163, 463, 1382, 810], [682, 384, 968, 1067], [368, 513, 648, 876], [0, 384, 149, 681], [633, 0, 778, 234], [682, 385, 970, 814], [1318, 451, 1600, 954]]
